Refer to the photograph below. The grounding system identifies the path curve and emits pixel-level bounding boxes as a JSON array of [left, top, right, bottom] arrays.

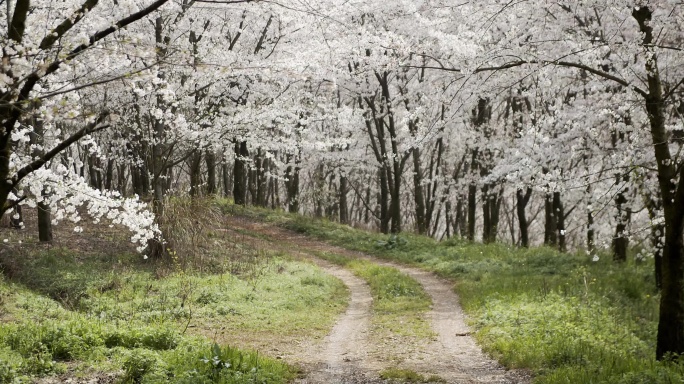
[[224, 215, 530, 384]]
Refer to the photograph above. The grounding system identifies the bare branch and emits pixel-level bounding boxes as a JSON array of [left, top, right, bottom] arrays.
[[403, 59, 649, 98], [13, 114, 110, 186]]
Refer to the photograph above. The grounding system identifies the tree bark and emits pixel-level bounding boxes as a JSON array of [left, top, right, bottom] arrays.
[[189, 150, 202, 197], [612, 188, 629, 262], [544, 192, 557, 247], [222, 161, 231, 198], [285, 153, 300, 213], [467, 183, 477, 241], [206, 150, 217, 195], [631, 6, 684, 359], [516, 188, 532, 247], [339, 174, 349, 224], [412, 147, 427, 234], [379, 167, 390, 234], [233, 140, 248, 205], [553, 191, 566, 253], [30, 110, 52, 242]]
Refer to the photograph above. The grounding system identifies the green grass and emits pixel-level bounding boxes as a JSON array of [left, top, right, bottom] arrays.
[[379, 367, 445, 383], [310, 249, 432, 338], [0, 243, 347, 383], [225, 204, 679, 384], [347, 260, 432, 338]]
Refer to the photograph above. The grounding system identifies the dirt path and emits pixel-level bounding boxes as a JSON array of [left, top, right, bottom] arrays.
[[223, 216, 530, 384]]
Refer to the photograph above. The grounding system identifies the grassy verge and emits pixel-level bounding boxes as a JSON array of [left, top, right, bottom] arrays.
[[379, 367, 445, 383], [316, 250, 432, 339], [226, 204, 679, 384], [0, 241, 347, 382]]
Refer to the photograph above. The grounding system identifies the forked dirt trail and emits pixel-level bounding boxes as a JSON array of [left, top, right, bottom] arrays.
[[224, 216, 529, 384]]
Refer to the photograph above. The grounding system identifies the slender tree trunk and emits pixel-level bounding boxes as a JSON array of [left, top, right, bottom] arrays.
[[379, 167, 390, 234], [8, 189, 22, 229], [189, 150, 202, 197], [587, 209, 596, 256], [390, 174, 401, 233], [340, 175, 349, 224], [612, 173, 631, 262], [467, 184, 477, 241], [117, 164, 127, 196], [481, 184, 502, 243], [364, 186, 371, 224], [105, 159, 114, 191], [643, 192, 664, 288], [255, 149, 268, 207], [554, 191, 566, 252], [544, 192, 557, 247], [206, 150, 217, 195], [285, 154, 300, 213], [482, 184, 492, 242], [445, 200, 452, 238], [29, 109, 52, 241], [222, 162, 231, 198], [233, 141, 248, 205], [412, 148, 427, 234], [516, 188, 532, 247]]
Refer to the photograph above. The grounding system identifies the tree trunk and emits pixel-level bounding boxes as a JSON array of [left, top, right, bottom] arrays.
[[105, 159, 114, 191], [612, 173, 631, 262], [467, 184, 477, 241], [516, 188, 532, 247], [189, 150, 202, 197], [630, 6, 684, 358], [29, 109, 52, 242], [364, 186, 371, 224], [339, 175, 349, 224], [644, 193, 664, 288], [206, 150, 217, 195], [117, 164, 127, 196], [412, 147, 427, 234], [222, 162, 231, 198], [544, 192, 557, 247], [255, 149, 268, 207], [285, 154, 300, 213], [390, 174, 402, 234], [35, 200, 52, 242], [587, 209, 596, 256], [233, 141, 248, 205], [379, 167, 390, 234], [553, 191, 566, 252], [482, 184, 492, 242]]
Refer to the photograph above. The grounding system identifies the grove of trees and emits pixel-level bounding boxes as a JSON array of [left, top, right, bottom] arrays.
[[1, 0, 683, 359]]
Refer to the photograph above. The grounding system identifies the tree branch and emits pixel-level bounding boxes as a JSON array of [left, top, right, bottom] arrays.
[[6, 0, 170, 138], [13, 114, 110, 186], [39, 0, 100, 50], [403, 59, 649, 98], [8, 0, 29, 42]]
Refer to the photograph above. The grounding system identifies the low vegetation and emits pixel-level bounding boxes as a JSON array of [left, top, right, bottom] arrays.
[[315, 250, 432, 339], [0, 205, 348, 383], [230, 204, 679, 384], [379, 367, 445, 383]]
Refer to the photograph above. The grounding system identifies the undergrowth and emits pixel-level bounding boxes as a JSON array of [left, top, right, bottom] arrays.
[[0, 202, 348, 383], [226, 204, 677, 384], [380, 367, 445, 383]]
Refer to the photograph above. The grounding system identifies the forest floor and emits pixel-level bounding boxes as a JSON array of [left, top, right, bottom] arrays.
[[222, 215, 530, 384]]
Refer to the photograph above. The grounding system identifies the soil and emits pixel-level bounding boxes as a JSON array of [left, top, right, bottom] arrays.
[[223, 215, 532, 384]]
